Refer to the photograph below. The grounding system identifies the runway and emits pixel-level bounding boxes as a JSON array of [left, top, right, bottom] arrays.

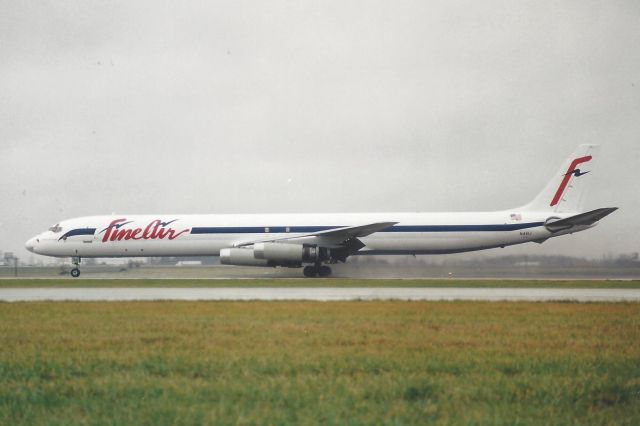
[[1, 287, 639, 302]]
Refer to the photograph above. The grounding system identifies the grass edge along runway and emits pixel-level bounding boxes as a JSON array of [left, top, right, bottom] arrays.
[[1, 278, 640, 288], [0, 301, 639, 425]]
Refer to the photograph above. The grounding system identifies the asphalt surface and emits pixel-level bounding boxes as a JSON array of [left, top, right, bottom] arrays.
[[1, 288, 639, 302]]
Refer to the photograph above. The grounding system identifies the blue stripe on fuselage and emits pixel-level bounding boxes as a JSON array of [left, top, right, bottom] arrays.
[[189, 226, 338, 234], [382, 223, 544, 232], [189, 222, 543, 235], [58, 228, 97, 240]]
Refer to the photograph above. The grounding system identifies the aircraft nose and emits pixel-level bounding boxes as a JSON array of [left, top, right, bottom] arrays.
[[25, 237, 38, 253]]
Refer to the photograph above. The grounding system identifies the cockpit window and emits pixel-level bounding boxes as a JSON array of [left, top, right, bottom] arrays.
[[48, 224, 62, 233]]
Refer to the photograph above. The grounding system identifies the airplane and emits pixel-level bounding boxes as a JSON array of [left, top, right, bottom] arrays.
[[25, 145, 617, 278]]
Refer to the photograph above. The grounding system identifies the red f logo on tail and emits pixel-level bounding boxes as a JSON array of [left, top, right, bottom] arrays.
[[550, 156, 592, 206]]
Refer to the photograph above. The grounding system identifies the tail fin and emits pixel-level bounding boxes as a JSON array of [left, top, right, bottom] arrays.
[[521, 144, 599, 213]]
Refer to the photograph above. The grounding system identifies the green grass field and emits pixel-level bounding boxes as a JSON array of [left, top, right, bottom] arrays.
[[1, 278, 640, 288], [1, 301, 639, 425]]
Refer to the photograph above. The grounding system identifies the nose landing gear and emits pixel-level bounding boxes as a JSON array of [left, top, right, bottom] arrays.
[[70, 257, 81, 278]]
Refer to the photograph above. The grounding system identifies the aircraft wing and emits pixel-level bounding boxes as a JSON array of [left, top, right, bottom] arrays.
[[545, 207, 618, 232], [234, 221, 398, 248], [307, 221, 398, 239]]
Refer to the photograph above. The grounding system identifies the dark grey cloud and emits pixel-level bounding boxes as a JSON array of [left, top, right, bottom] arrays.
[[1, 1, 639, 261]]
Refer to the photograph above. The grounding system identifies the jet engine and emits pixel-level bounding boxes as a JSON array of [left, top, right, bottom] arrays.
[[220, 243, 325, 267], [254, 243, 320, 263], [219, 248, 269, 266]]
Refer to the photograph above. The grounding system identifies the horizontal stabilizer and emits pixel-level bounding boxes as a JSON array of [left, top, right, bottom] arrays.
[[545, 207, 618, 232]]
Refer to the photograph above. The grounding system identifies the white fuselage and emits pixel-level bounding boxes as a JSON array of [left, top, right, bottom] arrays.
[[25, 210, 588, 259]]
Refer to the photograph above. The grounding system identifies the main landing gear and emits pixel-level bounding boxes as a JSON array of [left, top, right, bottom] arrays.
[[303, 264, 332, 278], [70, 257, 81, 278]]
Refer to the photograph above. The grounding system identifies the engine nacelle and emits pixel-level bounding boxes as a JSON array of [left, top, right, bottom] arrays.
[[221, 243, 330, 267], [254, 243, 320, 263], [220, 248, 269, 266]]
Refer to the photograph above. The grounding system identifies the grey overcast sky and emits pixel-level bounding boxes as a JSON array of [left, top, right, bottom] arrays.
[[1, 0, 639, 261]]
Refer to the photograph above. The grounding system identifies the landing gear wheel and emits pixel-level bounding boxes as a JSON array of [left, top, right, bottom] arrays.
[[303, 266, 317, 278], [318, 265, 332, 277], [70, 268, 81, 278]]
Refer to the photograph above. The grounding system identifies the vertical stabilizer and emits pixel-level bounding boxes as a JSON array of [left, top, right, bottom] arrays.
[[521, 144, 598, 213]]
